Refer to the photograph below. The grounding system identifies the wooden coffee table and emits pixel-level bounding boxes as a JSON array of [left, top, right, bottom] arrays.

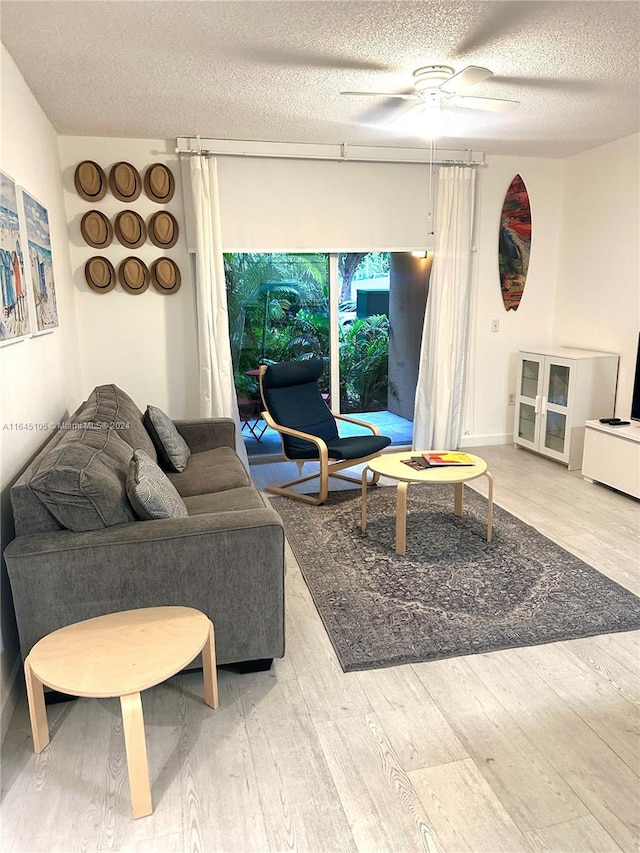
[[24, 606, 218, 819], [361, 451, 494, 555]]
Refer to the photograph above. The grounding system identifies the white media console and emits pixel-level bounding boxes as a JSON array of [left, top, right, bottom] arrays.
[[582, 420, 640, 500]]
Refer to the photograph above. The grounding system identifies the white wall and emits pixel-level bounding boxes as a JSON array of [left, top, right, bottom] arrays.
[[462, 155, 564, 445], [554, 133, 640, 418], [58, 137, 199, 417], [0, 46, 82, 738]]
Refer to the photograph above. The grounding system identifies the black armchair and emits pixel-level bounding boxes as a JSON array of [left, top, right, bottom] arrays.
[[259, 358, 391, 505]]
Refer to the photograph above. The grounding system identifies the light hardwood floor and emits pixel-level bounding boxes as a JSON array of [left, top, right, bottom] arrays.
[[1, 445, 638, 853]]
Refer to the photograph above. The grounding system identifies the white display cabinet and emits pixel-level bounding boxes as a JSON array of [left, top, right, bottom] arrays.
[[514, 347, 619, 470]]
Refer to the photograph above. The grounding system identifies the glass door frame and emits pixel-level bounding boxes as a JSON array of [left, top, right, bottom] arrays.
[[328, 253, 341, 411]]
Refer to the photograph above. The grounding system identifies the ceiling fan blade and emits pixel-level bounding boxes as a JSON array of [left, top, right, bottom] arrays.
[[340, 91, 419, 100], [440, 65, 493, 93], [454, 5, 539, 56], [387, 102, 426, 126], [448, 94, 520, 113]]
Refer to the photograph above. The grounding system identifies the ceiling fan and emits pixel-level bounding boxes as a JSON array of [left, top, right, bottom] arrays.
[[341, 65, 520, 119]]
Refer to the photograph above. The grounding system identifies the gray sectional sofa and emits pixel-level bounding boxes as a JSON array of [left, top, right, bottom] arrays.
[[4, 385, 285, 670]]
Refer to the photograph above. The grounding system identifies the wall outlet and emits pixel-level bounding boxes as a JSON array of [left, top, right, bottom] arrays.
[[508, 393, 516, 406], [491, 319, 500, 333]]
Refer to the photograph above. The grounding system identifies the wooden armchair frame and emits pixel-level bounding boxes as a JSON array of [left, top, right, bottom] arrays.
[[259, 366, 383, 505]]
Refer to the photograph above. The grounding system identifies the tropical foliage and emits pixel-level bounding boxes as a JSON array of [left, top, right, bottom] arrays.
[[224, 253, 326, 364], [224, 252, 392, 412], [339, 315, 392, 412]]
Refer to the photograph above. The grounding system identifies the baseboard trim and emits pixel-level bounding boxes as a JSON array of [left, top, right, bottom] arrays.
[[1, 654, 22, 745], [460, 433, 512, 448]]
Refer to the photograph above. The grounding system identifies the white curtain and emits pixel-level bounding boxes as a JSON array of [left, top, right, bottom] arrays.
[[413, 166, 477, 450], [189, 155, 249, 468]]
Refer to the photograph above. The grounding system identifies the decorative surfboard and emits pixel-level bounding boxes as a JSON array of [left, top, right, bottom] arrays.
[[499, 174, 532, 311]]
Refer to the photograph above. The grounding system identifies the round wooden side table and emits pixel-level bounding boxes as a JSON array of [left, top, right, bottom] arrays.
[[24, 606, 218, 819]]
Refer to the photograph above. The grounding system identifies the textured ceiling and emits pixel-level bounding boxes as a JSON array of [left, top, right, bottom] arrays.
[[2, 0, 639, 157]]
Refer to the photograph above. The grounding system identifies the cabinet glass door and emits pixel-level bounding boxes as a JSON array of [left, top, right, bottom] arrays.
[[547, 364, 570, 407], [543, 411, 567, 454], [520, 359, 539, 399], [515, 356, 542, 447], [517, 403, 537, 442], [542, 360, 572, 459]]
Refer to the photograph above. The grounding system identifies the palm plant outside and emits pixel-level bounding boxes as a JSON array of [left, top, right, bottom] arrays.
[[224, 252, 392, 412], [339, 314, 392, 411]]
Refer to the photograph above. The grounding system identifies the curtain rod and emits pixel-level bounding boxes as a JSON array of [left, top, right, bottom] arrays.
[[175, 137, 485, 167]]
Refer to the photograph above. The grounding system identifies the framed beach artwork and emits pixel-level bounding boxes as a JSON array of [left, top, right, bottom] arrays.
[[0, 170, 31, 345], [18, 187, 59, 334]]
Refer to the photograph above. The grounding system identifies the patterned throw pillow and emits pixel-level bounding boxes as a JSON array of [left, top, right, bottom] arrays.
[[143, 405, 191, 472], [127, 449, 188, 521]]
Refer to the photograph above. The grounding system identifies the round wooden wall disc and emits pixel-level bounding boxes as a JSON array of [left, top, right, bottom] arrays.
[[74, 161, 107, 201], [119, 257, 150, 294], [144, 163, 175, 204], [148, 211, 178, 248], [109, 162, 141, 202], [80, 210, 113, 248], [114, 210, 146, 248], [151, 258, 181, 294], [85, 257, 116, 293]]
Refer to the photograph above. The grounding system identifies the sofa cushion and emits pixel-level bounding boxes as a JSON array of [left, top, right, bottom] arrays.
[[76, 384, 157, 461], [10, 425, 72, 536], [144, 406, 191, 472], [167, 446, 250, 498], [127, 449, 188, 521], [182, 486, 267, 515], [29, 426, 136, 532]]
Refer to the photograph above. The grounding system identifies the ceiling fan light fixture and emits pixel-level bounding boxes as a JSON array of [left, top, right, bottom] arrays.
[[340, 63, 519, 119], [413, 65, 454, 93], [418, 102, 450, 138]]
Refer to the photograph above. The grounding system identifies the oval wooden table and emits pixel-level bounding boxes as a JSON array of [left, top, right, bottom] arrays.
[[24, 606, 218, 819], [362, 451, 494, 556]]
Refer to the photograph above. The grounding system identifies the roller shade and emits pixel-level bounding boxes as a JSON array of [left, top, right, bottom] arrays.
[[182, 154, 440, 253]]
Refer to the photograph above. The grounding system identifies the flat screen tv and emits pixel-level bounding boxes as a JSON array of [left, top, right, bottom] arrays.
[[632, 333, 640, 422]]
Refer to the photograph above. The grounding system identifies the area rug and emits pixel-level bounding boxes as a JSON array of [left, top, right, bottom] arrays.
[[271, 487, 640, 672]]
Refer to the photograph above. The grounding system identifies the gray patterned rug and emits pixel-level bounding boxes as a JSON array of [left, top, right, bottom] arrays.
[[271, 487, 640, 672]]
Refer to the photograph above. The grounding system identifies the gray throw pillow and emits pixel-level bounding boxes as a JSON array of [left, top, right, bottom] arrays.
[[77, 384, 158, 461], [127, 449, 188, 521], [30, 426, 136, 532], [143, 405, 191, 472]]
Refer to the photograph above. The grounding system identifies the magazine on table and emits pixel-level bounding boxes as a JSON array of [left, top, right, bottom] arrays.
[[400, 452, 475, 470], [422, 452, 475, 467], [401, 456, 429, 470]]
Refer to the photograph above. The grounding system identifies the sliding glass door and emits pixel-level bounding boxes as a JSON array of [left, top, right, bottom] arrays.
[[337, 252, 391, 415], [224, 251, 428, 454]]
